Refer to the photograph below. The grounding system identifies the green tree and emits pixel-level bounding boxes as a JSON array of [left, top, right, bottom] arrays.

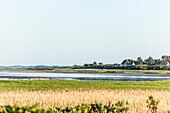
[[93, 62, 97, 66], [146, 95, 159, 113], [145, 56, 155, 65], [84, 64, 90, 67], [137, 57, 143, 65]]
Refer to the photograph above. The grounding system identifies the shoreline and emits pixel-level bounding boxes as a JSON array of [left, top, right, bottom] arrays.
[[0, 76, 169, 81], [0, 68, 170, 81], [2, 68, 170, 75], [44, 70, 170, 75]]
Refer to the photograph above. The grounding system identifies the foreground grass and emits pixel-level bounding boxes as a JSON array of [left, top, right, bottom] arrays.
[[0, 80, 170, 90], [0, 89, 169, 112]]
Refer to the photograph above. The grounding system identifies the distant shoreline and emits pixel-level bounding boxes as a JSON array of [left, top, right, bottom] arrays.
[[1, 68, 170, 75], [0, 68, 170, 81], [0, 75, 169, 81]]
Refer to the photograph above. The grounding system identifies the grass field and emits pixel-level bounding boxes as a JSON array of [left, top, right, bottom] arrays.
[[0, 80, 170, 90]]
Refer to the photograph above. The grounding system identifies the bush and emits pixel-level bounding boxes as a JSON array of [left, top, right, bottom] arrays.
[[146, 95, 159, 113], [0, 101, 129, 113]]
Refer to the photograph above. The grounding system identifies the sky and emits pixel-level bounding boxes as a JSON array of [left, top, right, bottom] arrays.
[[0, 0, 170, 66]]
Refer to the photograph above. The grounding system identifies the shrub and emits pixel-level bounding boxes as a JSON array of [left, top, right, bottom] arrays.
[[146, 95, 159, 113], [0, 101, 129, 113]]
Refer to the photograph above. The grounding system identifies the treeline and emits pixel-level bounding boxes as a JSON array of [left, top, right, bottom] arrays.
[[74, 65, 170, 70], [121, 55, 170, 66], [73, 55, 170, 70]]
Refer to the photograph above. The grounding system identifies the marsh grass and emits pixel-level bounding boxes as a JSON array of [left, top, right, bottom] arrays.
[[0, 89, 169, 113]]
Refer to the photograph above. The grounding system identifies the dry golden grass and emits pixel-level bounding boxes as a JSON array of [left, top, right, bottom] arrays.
[[0, 89, 169, 113]]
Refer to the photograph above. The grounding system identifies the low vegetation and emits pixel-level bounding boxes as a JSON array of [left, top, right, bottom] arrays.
[[146, 95, 159, 113], [1, 101, 129, 113]]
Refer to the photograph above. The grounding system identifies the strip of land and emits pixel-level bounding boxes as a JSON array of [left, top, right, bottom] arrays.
[[51, 68, 170, 74], [2, 68, 170, 74]]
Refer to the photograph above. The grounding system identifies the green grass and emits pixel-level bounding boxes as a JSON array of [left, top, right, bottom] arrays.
[[0, 80, 170, 90]]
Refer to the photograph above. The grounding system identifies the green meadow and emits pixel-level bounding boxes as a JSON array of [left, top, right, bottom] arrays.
[[0, 80, 170, 90]]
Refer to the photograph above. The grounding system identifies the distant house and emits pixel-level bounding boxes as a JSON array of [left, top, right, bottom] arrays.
[[121, 60, 129, 65], [98, 62, 103, 66], [73, 64, 77, 67], [132, 62, 136, 66], [156, 61, 169, 66], [121, 59, 135, 66], [166, 61, 170, 66]]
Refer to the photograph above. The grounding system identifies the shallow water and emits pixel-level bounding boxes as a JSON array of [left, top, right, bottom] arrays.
[[0, 69, 170, 81]]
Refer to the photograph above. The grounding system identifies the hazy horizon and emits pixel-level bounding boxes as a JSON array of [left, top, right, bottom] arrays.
[[0, 0, 170, 66], [0, 55, 169, 66]]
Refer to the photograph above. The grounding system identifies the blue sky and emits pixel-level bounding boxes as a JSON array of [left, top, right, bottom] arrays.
[[0, 0, 170, 65]]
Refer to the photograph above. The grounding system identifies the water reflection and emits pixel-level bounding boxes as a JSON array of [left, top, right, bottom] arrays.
[[0, 70, 170, 81]]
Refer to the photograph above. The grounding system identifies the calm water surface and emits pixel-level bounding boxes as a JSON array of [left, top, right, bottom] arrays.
[[0, 69, 170, 81]]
